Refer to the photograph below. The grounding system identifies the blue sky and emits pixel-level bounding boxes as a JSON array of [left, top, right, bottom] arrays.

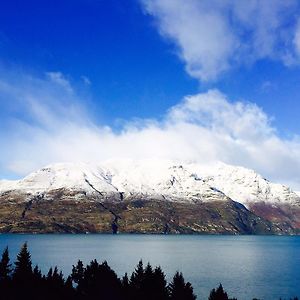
[[0, 0, 197, 124], [1, 0, 300, 189]]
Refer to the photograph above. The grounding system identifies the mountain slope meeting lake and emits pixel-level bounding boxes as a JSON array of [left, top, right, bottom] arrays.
[[0, 160, 300, 234], [0, 234, 299, 300]]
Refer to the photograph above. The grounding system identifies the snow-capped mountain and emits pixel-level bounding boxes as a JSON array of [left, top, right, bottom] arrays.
[[1, 159, 300, 234], [0, 159, 299, 207]]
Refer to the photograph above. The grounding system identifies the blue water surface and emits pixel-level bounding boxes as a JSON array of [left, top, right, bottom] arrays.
[[0, 234, 299, 300]]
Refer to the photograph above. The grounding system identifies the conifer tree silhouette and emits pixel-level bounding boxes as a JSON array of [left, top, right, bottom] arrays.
[[33, 265, 42, 280], [45, 266, 67, 300], [71, 259, 85, 297], [129, 260, 145, 299], [122, 272, 131, 300], [47, 266, 53, 279], [168, 271, 196, 300], [12, 243, 34, 300], [142, 264, 169, 300], [13, 242, 32, 280], [208, 284, 229, 300], [130, 260, 144, 286], [32, 265, 44, 300], [75, 259, 121, 300], [152, 266, 169, 300], [71, 259, 85, 284], [140, 262, 154, 300], [0, 247, 11, 282], [0, 247, 12, 299]]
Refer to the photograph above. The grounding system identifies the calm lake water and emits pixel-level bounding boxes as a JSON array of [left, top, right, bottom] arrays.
[[0, 234, 299, 300]]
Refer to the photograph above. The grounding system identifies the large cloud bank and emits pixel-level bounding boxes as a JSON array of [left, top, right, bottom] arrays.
[[1, 1, 300, 190], [1, 71, 300, 189]]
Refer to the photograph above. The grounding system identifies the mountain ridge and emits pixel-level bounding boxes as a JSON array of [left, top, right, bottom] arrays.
[[1, 159, 299, 206], [0, 159, 299, 234]]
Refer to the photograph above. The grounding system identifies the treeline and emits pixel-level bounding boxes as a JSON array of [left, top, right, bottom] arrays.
[[0, 243, 296, 300]]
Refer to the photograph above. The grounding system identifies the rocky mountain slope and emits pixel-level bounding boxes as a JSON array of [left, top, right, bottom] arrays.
[[0, 159, 299, 234]]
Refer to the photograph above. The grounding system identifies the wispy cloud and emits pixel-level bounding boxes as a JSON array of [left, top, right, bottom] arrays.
[[81, 75, 91, 86], [1, 70, 300, 189], [141, 0, 300, 81], [46, 71, 73, 93]]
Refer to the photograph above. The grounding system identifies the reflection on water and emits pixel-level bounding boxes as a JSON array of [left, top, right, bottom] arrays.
[[0, 234, 299, 300]]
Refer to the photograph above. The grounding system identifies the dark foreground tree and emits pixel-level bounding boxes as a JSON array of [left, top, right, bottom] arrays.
[[121, 272, 131, 300], [74, 259, 122, 300], [44, 266, 74, 300], [0, 247, 12, 300], [168, 271, 196, 300], [126, 260, 169, 300], [71, 259, 85, 284], [0, 247, 11, 282], [151, 266, 169, 300], [13, 242, 32, 281], [10, 243, 36, 300], [208, 284, 229, 300]]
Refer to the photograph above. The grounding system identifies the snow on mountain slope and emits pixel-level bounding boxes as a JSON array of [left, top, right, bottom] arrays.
[[0, 160, 228, 203], [0, 163, 118, 196], [0, 159, 299, 206], [192, 162, 300, 207], [101, 159, 227, 202]]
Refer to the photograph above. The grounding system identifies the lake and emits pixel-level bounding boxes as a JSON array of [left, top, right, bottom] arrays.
[[0, 234, 299, 300]]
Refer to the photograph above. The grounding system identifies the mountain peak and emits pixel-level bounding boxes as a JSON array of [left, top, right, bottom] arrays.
[[1, 159, 300, 234]]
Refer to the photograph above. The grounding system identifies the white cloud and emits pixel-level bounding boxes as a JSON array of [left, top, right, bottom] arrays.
[[46, 71, 73, 93], [141, 0, 300, 81], [1, 72, 300, 189]]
